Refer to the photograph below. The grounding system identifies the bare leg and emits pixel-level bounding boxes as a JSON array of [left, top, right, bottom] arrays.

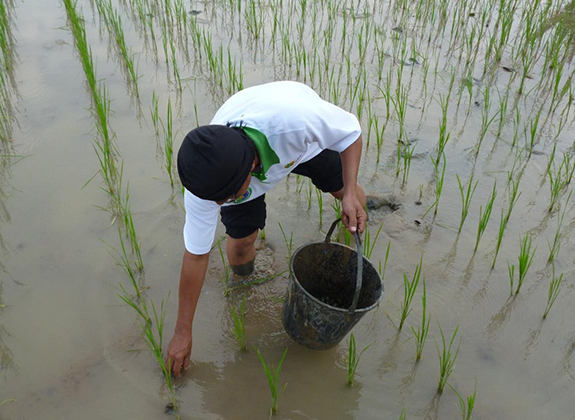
[[226, 230, 258, 276]]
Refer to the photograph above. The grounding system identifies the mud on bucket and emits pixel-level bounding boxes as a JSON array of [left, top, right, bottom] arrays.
[[282, 219, 384, 350]]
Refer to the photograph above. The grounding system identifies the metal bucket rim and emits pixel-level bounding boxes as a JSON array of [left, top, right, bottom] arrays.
[[289, 241, 384, 314]]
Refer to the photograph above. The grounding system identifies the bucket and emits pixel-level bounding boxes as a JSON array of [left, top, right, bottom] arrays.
[[282, 219, 384, 350]]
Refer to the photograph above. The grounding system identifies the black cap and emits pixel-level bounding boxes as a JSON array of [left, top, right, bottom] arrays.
[[177, 125, 254, 201]]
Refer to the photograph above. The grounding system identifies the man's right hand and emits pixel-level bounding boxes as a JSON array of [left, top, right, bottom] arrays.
[[166, 330, 192, 378]]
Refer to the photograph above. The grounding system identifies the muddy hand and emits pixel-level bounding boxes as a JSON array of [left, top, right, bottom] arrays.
[[166, 331, 192, 378], [342, 194, 366, 234]]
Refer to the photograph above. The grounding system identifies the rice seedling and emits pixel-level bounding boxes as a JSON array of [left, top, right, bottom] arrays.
[[255, 347, 288, 415], [449, 380, 477, 420], [476, 86, 498, 156], [118, 184, 144, 271], [548, 191, 571, 263], [424, 153, 447, 218], [150, 91, 160, 136], [547, 162, 566, 213], [162, 98, 175, 187], [402, 142, 416, 185], [346, 333, 372, 387], [456, 174, 478, 233], [364, 222, 383, 259], [230, 293, 247, 350], [514, 234, 536, 295], [435, 323, 460, 394], [113, 233, 177, 409], [217, 239, 230, 295], [104, 1, 141, 97], [496, 88, 510, 138], [492, 179, 521, 268], [278, 223, 294, 263], [543, 264, 563, 318], [411, 278, 430, 361], [399, 408, 407, 420], [392, 85, 408, 149], [562, 153, 575, 185], [0, 398, 15, 408], [525, 110, 541, 158], [435, 94, 450, 166], [399, 256, 422, 331], [315, 187, 323, 227], [507, 261, 516, 296], [379, 242, 391, 281]]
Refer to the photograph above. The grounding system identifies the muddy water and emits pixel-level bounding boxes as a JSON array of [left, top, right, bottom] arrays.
[[1, 0, 575, 419]]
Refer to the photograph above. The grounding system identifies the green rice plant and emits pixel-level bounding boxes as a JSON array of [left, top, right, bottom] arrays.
[[346, 333, 372, 387], [391, 85, 408, 148], [116, 247, 177, 410], [217, 239, 230, 295], [399, 408, 407, 420], [492, 179, 521, 268], [496, 88, 509, 138], [315, 187, 323, 227], [476, 86, 498, 156], [278, 223, 293, 263], [547, 162, 566, 213], [364, 222, 383, 259], [150, 91, 160, 136], [449, 380, 477, 420], [507, 262, 515, 296], [546, 143, 558, 175], [107, 4, 140, 97], [331, 198, 342, 220], [411, 278, 430, 361], [402, 142, 416, 185], [525, 110, 541, 158], [399, 257, 422, 331], [256, 347, 288, 415], [435, 94, 450, 166], [230, 293, 247, 350], [118, 184, 144, 271], [162, 99, 175, 187], [379, 242, 391, 281], [435, 323, 460, 394], [515, 234, 536, 295], [424, 153, 447, 217], [562, 153, 575, 185], [548, 191, 571, 263], [0, 398, 15, 408], [456, 174, 478, 233], [373, 116, 387, 164], [491, 209, 508, 270], [543, 264, 563, 318], [142, 297, 176, 400]]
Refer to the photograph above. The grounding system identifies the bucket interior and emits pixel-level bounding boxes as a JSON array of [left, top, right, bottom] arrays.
[[291, 242, 383, 310]]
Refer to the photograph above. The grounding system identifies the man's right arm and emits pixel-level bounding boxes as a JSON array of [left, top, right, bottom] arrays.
[[165, 249, 209, 378]]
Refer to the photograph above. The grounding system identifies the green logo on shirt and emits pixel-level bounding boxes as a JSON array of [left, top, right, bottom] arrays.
[[233, 187, 252, 204]]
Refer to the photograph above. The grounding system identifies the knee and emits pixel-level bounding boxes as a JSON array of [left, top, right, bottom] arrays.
[[227, 231, 257, 258]]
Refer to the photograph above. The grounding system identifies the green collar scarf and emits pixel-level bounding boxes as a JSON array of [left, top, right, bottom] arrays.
[[242, 126, 280, 182]]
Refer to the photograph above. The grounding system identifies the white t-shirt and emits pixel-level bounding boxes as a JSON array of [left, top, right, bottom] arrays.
[[183, 81, 361, 254]]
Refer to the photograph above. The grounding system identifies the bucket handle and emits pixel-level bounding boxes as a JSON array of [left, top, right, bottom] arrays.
[[325, 218, 364, 312]]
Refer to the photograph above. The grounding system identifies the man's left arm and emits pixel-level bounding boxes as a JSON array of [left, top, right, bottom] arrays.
[[340, 135, 366, 234]]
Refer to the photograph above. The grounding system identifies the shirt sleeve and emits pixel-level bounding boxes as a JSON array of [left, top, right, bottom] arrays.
[[302, 98, 362, 153], [183, 190, 220, 255]]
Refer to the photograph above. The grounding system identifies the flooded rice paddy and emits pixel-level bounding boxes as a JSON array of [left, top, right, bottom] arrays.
[[1, 0, 575, 418]]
